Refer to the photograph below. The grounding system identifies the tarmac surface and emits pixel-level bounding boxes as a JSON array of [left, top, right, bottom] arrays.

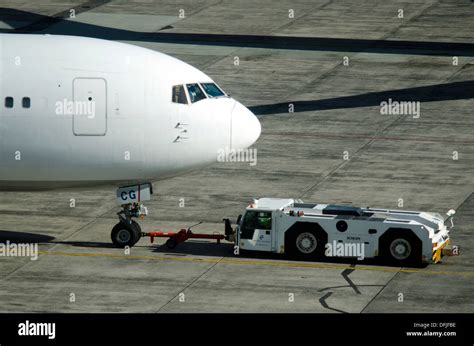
[[0, 0, 473, 312]]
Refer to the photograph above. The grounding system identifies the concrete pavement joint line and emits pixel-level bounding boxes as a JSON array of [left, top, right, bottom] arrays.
[[168, 0, 224, 28], [149, 1, 225, 45], [264, 132, 474, 145], [44, 204, 117, 253], [200, 52, 239, 70], [272, 0, 435, 110], [298, 62, 466, 200], [294, 1, 443, 200], [0, 204, 117, 283], [360, 271, 400, 313], [269, 0, 334, 37], [298, 111, 407, 200], [155, 256, 223, 313], [36, 251, 474, 277], [15, 0, 111, 33], [454, 192, 473, 214], [374, 1, 440, 45], [295, 35, 422, 199]]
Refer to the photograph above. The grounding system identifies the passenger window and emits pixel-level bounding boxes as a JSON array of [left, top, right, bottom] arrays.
[[5, 97, 13, 108], [186, 83, 207, 103], [201, 83, 225, 97], [22, 97, 31, 108], [172, 85, 188, 104]]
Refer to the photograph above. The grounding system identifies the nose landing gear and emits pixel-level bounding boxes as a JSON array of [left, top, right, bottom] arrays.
[[111, 202, 148, 248], [111, 183, 151, 248]]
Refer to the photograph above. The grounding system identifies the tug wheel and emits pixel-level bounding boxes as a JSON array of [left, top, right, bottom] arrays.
[[165, 238, 178, 249], [380, 232, 421, 266], [287, 229, 327, 260]]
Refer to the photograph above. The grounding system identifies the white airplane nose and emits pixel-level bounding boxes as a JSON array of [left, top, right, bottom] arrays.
[[231, 101, 261, 149]]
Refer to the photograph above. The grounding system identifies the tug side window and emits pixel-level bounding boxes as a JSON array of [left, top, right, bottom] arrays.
[[172, 85, 188, 104], [257, 212, 272, 230], [242, 211, 272, 230], [240, 211, 272, 239]]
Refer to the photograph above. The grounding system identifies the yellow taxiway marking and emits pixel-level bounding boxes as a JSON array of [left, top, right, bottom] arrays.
[[37, 251, 474, 278]]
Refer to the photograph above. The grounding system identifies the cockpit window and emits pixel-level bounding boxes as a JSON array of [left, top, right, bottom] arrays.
[[172, 85, 188, 104], [200, 83, 225, 98], [186, 83, 207, 103]]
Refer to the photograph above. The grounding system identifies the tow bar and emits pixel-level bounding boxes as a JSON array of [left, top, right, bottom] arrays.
[[142, 222, 226, 249]]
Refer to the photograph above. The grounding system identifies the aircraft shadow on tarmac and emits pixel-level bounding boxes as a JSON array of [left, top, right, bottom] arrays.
[[249, 80, 474, 115], [149, 240, 427, 268], [1, 7, 474, 57], [53, 240, 117, 249], [0, 230, 55, 243], [1, 8, 473, 116], [0, 230, 116, 248]]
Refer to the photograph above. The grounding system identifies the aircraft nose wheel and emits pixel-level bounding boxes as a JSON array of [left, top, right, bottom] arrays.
[[111, 220, 142, 248], [112, 201, 148, 248]]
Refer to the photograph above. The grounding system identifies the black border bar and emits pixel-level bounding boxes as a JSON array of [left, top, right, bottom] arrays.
[[0, 313, 472, 345]]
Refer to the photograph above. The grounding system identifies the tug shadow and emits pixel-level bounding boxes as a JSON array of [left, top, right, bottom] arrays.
[[149, 240, 428, 268], [0, 230, 428, 268]]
